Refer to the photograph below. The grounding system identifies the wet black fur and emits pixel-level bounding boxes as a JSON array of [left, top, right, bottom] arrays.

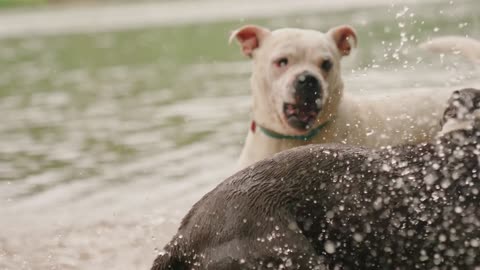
[[151, 88, 480, 270]]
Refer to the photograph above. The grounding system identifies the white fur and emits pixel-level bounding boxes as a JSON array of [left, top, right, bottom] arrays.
[[238, 87, 457, 168], [234, 26, 474, 170], [419, 36, 480, 63]]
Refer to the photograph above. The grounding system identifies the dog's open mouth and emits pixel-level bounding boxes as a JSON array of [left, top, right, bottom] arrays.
[[283, 102, 320, 131]]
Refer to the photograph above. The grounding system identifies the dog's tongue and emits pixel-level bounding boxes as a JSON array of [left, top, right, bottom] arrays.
[[285, 104, 298, 116], [299, 114, 312, 122], [285, 103, 317, 117], [284, 102, 319, 130], [299, 103, 318, 116], [295, 108, 316, 125]]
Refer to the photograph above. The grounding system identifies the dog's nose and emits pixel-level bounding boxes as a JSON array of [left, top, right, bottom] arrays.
[[293, 72, 321, 104]]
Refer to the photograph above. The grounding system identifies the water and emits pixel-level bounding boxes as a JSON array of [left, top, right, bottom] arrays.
[[0, 0, 479, 269]]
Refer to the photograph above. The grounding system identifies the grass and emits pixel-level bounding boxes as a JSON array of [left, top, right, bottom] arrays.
[[0, 0, 46, 8]]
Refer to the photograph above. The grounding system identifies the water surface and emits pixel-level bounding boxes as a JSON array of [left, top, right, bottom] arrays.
[[0, 1, 479, 269]]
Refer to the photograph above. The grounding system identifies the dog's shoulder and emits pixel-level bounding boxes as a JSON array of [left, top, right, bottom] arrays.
[[273, 143, 372, 160], [375, 142, 434, 157]]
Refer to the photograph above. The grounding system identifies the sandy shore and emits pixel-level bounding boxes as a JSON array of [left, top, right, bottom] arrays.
[[0, 0, 442, 39]]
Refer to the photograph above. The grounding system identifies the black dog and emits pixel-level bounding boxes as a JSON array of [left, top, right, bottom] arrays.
[[151, 88, 480, 270]]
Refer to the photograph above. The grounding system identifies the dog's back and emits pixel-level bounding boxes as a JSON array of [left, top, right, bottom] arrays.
[[151, 89, 480, 269], [151, 252, 185, 270], [420, 36, 480, 63]]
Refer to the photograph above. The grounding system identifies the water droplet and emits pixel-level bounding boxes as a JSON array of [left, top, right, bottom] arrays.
[[324, 240, 336, 254], [382, 164, 391, 172], [395, 6, 409, 18], [439, 234, 447, 242], [470, 239, 479, 247], [441, 179, 451, 189], [424, 173, 438, 185], [373, 197, 383, 210], [353, 233, 364, 242]]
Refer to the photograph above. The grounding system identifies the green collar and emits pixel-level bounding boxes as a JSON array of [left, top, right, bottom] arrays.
[[253, 119, 332, 141]]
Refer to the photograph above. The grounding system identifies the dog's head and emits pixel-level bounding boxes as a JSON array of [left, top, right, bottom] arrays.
[[440, 88, 480, 135], [230, 25, 357, 134]]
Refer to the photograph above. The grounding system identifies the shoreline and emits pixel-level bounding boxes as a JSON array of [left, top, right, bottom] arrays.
[[0, 0, 441, 39]]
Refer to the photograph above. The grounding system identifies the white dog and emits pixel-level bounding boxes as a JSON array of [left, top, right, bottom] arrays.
[[231, 25, 460, 169]]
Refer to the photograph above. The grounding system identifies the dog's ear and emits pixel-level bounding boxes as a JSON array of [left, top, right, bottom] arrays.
[[328, 25, 358, 57], [229, 25, 271, 58]]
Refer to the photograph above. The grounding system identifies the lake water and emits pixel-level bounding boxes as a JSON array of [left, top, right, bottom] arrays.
[[0, 0, 479, 269]]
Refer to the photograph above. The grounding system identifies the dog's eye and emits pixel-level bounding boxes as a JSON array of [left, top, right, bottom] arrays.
[[321, 59, 333, 72], [276, 58, 289, 68]]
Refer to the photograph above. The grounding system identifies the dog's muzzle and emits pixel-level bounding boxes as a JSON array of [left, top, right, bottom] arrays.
[[283, 72, 322, 131]]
